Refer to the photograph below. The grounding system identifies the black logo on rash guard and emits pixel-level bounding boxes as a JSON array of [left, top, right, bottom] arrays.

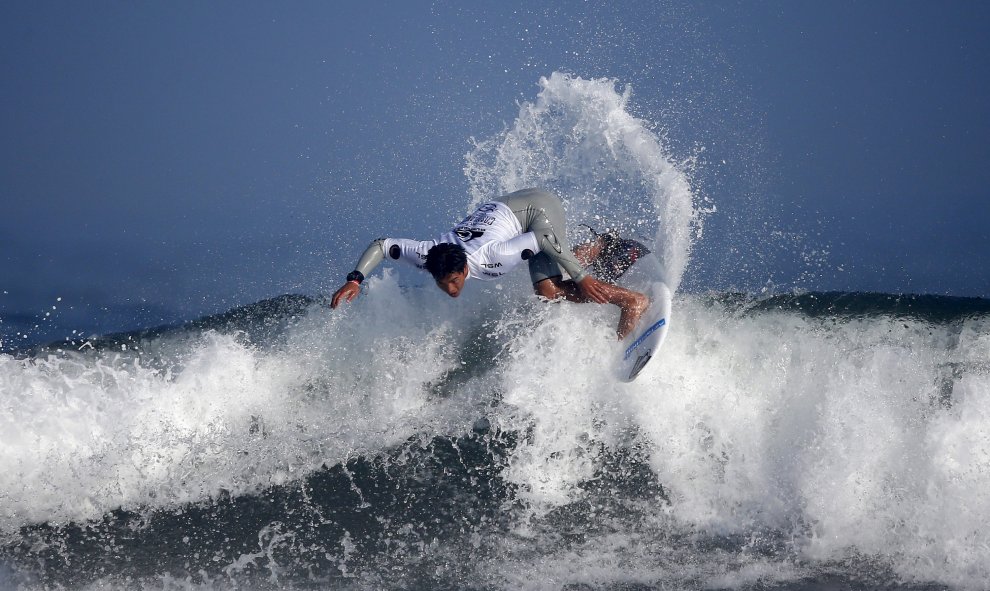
[[455, 228, 486, 242]]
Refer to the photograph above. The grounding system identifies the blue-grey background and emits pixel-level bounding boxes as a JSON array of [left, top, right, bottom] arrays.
[[2, 1, 988, 346]]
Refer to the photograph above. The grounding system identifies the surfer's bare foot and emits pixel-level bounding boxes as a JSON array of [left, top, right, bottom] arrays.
[[617, 291, 649, 340]]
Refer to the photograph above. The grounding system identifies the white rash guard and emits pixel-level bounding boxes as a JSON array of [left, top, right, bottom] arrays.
[[380, 202, 540, 281], [351, 190, 590, 285]]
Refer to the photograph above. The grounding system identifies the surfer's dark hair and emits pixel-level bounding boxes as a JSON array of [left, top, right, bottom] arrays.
[[425, 243, 468, 280]]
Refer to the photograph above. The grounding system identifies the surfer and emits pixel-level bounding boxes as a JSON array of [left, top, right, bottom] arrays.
[[330, 188, 649, 339]]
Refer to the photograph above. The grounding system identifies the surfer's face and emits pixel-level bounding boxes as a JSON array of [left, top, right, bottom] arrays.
[[436, 265, 469, 298]]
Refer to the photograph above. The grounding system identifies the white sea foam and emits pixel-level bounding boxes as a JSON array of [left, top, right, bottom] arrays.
[[489, 297, 990, 588], [0, 271, 495, 535], [461, 72, 990, 588], [464, 72, 699, 291]]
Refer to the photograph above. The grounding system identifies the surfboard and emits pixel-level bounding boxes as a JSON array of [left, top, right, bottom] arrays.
[[612, 253, 672, 382]]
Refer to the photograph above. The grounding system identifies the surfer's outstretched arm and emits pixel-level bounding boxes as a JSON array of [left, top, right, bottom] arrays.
[[353, 239, 389, 277], [331, 238, 436, 308], [330, 239, 387, 308]]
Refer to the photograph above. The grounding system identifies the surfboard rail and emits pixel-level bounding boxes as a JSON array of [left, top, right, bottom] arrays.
[[613, 254, 672, 382]]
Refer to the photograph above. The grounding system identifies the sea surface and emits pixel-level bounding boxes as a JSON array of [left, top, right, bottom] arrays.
[[2, 289, 989, 590], [2, 74, 989, 590]]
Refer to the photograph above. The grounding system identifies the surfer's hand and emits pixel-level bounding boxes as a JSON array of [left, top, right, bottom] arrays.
[[578, 276, 609, 304], [330, 282, 361, 308]]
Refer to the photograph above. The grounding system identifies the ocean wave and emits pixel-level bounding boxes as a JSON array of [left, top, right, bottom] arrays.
[[1, 280, 988, 589]]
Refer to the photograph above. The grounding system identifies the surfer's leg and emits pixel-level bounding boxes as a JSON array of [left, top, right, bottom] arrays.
[[572, 238, 603, 266], [511, 189, 575, 253], [499, 189, 648, 337], [533, 275, 649, 339], [497, 187, 551, 229], [613, 287, 650, 339], [497, 188, 587, 282]]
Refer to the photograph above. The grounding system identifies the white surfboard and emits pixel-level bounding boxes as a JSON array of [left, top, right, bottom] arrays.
[[613, 254, 672, 382]]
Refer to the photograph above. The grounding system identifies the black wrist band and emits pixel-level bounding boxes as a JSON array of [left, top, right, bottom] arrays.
[[346, 270, 364, 284]]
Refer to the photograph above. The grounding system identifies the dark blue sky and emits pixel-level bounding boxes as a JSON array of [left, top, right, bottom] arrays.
[[2, 1, 988, 343]]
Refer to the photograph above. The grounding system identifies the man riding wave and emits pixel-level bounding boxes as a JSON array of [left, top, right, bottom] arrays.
[[331, 188, 649, 339]]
